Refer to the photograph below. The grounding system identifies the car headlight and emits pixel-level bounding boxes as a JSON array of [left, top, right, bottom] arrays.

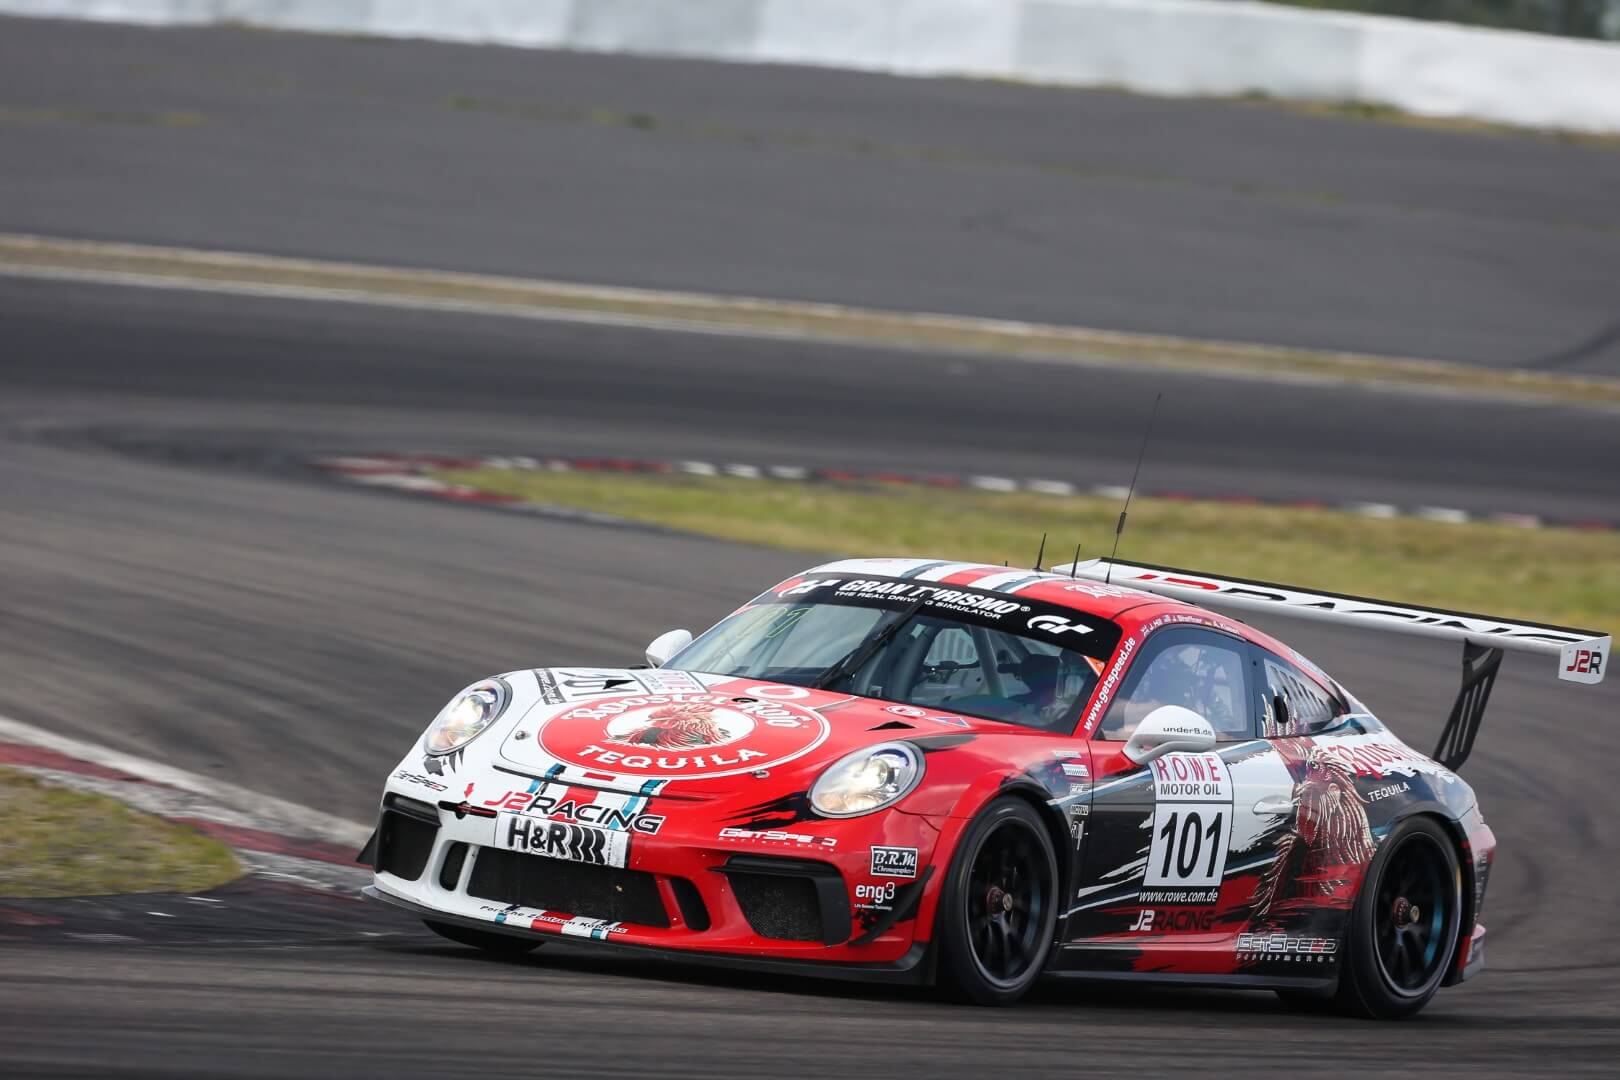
[[809, 742, 924, 818], [423, 679, 511, 755]]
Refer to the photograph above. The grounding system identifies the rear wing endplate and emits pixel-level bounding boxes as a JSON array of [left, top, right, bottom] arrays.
[[1050, 558, 1610, 769]]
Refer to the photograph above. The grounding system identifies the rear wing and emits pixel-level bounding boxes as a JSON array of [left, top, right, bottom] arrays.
[[1049, 558, 1610, 769]]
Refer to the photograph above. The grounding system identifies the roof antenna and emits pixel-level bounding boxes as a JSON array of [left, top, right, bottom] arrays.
[[1033, 532, 1047, 572], [1106, 392, 1162, 585], [1069, 542, 1081, 578]]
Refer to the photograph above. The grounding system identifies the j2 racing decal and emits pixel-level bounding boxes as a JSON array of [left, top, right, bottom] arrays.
[[479, 789, 665, 833], [1128, 909, 1215, 933]]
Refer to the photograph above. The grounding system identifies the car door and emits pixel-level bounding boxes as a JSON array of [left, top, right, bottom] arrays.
[[1060, 625, 1260, 966], [1236, 648, 1376, 960]]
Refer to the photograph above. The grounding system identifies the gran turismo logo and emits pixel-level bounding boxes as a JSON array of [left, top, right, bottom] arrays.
[[1028, 614, 1092, 636]]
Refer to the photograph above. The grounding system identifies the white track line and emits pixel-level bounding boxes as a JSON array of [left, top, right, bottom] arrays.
[[0, 713, 370, 849]]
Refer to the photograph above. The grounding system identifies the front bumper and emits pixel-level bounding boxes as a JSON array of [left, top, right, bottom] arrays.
[[364, 784, 944, 971], [364, 884, 932, 984]]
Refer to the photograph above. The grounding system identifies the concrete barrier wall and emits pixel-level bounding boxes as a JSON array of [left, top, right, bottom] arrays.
[[5, 0, 1618, 132]]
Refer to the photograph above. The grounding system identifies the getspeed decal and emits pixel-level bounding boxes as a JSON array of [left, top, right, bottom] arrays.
[[538, 692, 830, 780], [1082, 633, 1136, 735]]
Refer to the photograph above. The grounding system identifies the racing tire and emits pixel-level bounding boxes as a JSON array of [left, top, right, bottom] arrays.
[[935, 798, 1059, 1006], [1335, 816, 1462, 1020], [423, 919, 542, 957]]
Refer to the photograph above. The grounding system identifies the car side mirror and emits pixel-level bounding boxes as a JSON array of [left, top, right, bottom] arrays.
[[645, 629, 693, 668], [1123, 705, 1217, 765]]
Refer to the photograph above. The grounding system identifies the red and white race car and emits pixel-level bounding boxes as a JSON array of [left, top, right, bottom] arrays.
[[362, 557, 1608, 1016]]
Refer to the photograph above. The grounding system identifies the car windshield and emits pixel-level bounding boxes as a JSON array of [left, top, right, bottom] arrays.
[[666, 575, 1124, 731]]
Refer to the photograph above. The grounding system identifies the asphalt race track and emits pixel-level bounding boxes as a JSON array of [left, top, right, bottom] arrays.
[[2, 16, 1619, 1079], [3, 273, 1619, 1078], [4, 16, 1620, 373]]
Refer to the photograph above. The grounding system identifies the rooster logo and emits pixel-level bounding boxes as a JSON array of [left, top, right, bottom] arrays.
[[1251, 745, 1376, 920], [608, 701, 731, 750]]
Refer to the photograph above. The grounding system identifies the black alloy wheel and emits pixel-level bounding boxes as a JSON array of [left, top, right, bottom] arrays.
[[1373, 831, 1453, 994], [937, 798, 1059, 1005], [1335, 816, 1462, 1019]]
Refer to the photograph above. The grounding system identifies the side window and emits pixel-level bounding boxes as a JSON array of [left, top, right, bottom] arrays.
[[1098, 628, 1252, 742], [1258, 652, 1344, 736]]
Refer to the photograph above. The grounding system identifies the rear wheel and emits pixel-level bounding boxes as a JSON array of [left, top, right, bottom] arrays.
[[935, 798, 1059, 1005], [1336, 817, 1462, 1019], [423, 919, 542, 957]]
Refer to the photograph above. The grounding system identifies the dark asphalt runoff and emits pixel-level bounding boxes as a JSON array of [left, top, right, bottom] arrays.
[[4, 276, 1618, 522], [1, 274, 1618, 1078], [3, 15, 1620, 373]]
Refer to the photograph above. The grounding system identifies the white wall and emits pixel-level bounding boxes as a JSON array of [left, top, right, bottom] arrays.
[[5, 0, 1619, 133]]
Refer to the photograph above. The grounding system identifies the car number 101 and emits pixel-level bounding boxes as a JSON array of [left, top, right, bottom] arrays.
[[1144, 806, 1232, 887]]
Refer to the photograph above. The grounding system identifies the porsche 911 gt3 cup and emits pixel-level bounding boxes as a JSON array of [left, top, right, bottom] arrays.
[[361, 557, 1608, 1015]]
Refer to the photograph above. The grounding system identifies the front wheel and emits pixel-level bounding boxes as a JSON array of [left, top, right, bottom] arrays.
[[935, 798, 1059, 1005], [424, 919, 542, 957], [1336, 816, 1462, 1019]]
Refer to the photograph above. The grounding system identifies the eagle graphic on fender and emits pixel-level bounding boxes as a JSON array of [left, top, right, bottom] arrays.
[[1251, 745, 1377, 920]]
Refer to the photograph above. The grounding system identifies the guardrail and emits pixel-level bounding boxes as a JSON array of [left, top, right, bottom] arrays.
[[1251, 0, 1620, 41], [5, 0, 1619, 132]]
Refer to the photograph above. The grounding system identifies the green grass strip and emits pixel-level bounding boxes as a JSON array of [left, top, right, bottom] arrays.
[[0, 766, 241, 898], [433, 467, 1618, 632]]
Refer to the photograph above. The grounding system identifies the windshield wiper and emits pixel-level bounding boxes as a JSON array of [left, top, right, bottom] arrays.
[[811, 596, 929, 690]]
